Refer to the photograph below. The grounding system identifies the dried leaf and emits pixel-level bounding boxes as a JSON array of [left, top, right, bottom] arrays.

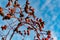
[[47, 35, 51, 38], [42, 38, 45, 40], [26, 0, 30, 5], [24, 0, 29, 13], [6, 1, 11, 7], [18, 31, 23, 35], [37, 33, 40, 38], [47, 30, 51, 35], [27, 29, 30, 35], [28, 6, 36, 19], [40, 21, 44, 28], [1, 25, 7, 30], [0, 7, 3, 12], [39, 18, 42, 22], [3, 14, 11, 20], [24, 30, 26, 35], [0, 12, 4, 16], [45, 38, 49, 40], [25, 17, 30, 23], [0, 7, 4, 16]]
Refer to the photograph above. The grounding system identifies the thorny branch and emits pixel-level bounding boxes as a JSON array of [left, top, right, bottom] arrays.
[[0, 0, 53, 40]]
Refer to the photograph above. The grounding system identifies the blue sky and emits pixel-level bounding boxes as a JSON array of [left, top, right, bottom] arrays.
[[0, 0, 60, 40]]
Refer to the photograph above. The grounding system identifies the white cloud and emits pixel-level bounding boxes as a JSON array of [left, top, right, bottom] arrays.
[[40, 0, 51, 10], [51, 31, 57, 40], [52, 15, 57, 21], [53, 37, 57, 40]]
